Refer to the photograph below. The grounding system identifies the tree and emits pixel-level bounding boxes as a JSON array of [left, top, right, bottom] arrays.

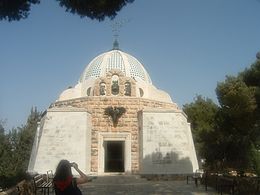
[[183, 95, 220, 170], [0, 0, 40, 21], [16, 107, 41, 173], [0, 120, 7, 177], [0, 127, 19, 188], [216, 76, 257, 170], [0, 0, 135, 21], [240, 60, 260, 174], [183, 95, 218, 136], [242, 60, 260, 139], [57, 0, 135, 21], [184, 62, 260, 173], [0, 107, 41, 188], [0, 120, 6, 156]]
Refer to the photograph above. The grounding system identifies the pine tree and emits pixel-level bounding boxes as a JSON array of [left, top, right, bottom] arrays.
[[0, 107, 41, 188]]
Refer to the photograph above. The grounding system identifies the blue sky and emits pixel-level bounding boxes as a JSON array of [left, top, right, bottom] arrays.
[[1, 0, 260, 130]]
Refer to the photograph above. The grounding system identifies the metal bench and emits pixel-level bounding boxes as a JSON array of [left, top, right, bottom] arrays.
[[33, 174, 53, 195]]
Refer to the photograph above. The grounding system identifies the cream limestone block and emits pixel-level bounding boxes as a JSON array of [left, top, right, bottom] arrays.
[[139, 110, 198, 174], [30, 108, 91, 175]]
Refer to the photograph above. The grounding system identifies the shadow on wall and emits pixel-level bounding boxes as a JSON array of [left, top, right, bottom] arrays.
[[141, 151, 193, 174]]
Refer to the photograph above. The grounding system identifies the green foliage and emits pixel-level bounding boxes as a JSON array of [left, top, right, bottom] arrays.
[[241, 60, 260, 174], [57, 0, 135, 21], [0, 128, 26, 187], [0, 0, 40, 21], [186, 60, 260, 173], [242, 60, 260, 87], [251, 145, 260, 176], [216, 76, 256, 119], [0, 107, 41, 188], [242, 61, 260, 148], [0, 0, 134, 21], [183, 95, 218, 135], [183, 95, 218, 160], [216, 77, 256, 136], [215, 76, 257, 170]]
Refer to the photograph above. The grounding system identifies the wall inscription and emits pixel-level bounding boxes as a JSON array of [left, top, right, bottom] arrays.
[[140, 111, 198, 174]]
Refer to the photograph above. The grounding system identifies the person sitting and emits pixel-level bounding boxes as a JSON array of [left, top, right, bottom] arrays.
[[53, 159, 88, 195]]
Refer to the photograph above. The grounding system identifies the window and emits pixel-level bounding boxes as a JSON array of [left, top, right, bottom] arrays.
[[87, 87, 91, 96], [139, 88, 144, 97], [111, 75, 119, 95], [124, 82, 131, 96], [100, 82, 106, 96]]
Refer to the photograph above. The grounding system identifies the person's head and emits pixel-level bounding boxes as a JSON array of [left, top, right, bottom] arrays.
[[54, 159, 72, 181]]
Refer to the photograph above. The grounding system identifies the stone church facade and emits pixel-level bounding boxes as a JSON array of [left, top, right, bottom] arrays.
[[28, 42, 199, 175]]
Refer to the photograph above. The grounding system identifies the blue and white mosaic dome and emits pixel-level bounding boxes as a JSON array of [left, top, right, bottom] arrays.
[[80, 46, 152, 84], [58, 41, 173, 103]]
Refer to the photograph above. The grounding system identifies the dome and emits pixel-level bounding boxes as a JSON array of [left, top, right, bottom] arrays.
[[79, 48, 152, 84], [58, 43, 173, 103]]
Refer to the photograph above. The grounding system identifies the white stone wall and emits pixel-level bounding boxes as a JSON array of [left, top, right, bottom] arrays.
[[29, 108, 91, 175], [139, 110, 198, 174]]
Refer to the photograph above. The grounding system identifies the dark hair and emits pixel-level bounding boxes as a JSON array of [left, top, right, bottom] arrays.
[[53, 159, 72, 181]]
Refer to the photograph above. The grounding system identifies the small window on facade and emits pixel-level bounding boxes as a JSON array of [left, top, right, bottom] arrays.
[[87, 87, 91, 96], [111, 75, 119, 95], [124, 82, 131, 96], [100, 82, 106, 96], [139, 88, 144, 97]]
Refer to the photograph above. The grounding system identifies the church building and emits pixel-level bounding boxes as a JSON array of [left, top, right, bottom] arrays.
[[28, 41, 199, 175]]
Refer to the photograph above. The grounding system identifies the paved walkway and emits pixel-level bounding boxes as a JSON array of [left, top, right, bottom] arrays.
[[78, 175, 218, 195]]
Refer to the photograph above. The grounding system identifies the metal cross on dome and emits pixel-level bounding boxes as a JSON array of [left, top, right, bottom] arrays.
[[110, 19, 131, 49]]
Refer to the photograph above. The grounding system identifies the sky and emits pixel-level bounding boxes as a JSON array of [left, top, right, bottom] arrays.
[[1, 0, 260, 130]]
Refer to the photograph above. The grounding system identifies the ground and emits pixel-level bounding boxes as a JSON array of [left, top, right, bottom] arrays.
[[77, 175, 218, 195]]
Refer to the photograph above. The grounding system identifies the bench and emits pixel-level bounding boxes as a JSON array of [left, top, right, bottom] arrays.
[[33, 174, 53, 195]]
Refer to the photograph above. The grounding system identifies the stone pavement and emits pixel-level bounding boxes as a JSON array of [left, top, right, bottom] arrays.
[[77, 175, 219, 195]]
